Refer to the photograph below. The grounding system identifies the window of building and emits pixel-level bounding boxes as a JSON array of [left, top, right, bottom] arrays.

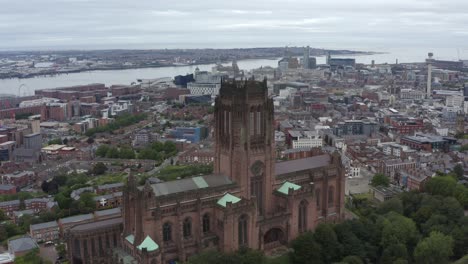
[[250, 112, 255, 136], [256, 111, 261, 135], [183, 218, 192, 238], [298, 200, 307, 233], [238, 214, 248, 247], [316, 188, 321, 210], [328, 186, 334, 207], [250, 177, 263, 214], [163, 222, 172, 242], [202, 214, 210, 233]]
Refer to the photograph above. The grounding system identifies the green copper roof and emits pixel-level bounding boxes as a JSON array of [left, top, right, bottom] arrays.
[[193, 176, 208, 189], [137, 235, 159, 252], [277, 181, 301, 195], [125, 234, 135, 245], [217, 193, 241, 207]]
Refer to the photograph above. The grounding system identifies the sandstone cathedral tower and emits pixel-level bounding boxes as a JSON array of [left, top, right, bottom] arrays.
[[67, 79, 346, 264]]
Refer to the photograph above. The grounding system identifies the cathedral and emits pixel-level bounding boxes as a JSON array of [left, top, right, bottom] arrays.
[[66, 79, 346, 264]]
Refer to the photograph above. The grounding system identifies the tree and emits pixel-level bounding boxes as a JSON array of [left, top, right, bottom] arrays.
[[86, 137, 95, 144], [0, 209, 7, 221], [138, 148, 158, 160], [95, 144, 109, 157], [460, 144, 468, 152], [453, 185, 468, 208], [334, 223, 365, 259], [290, 232, 323, 264], [48, 138, 62, 145], [188, 250, 224, 264], [62, 138, 69, 145], [453, 164, 464, 179], [380, 243, 408, 264], [13, 248, 51, 264], [341, 256, 363, 264], [78, 192, 96, 213], [450, 218, 468, 258], [232, 248, 266, 264], [377, 197, 403, 215], [380, 212, 419, 250], [106, 147, 120, 158], [414, 232, 454, 264], [56, 243, 67, 259], [425, 176, 457, 197], [119, 147, 135, 159], [313, 223, 343, 263], [92, 162, 108, 175], [371, 173, 389, 187], [0, 225, 7, 241], [187, 248, 265, 264]]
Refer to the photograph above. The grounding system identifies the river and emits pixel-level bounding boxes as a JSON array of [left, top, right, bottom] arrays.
[[0, 47, 462, 96]]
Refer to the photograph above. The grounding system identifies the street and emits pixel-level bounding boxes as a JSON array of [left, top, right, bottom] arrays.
[[39, 244, 58, 263]]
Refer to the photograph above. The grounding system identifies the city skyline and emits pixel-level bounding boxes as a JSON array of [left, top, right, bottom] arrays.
[[1, 0, 468, 50]]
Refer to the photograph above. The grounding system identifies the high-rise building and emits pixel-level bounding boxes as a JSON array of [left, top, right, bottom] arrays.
[[426, 52, 434, 99], [303, 46, 310, 69]]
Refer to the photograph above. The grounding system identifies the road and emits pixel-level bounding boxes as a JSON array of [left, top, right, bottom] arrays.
[[147, 155, 179, 176], [39, 244, 58, 263]]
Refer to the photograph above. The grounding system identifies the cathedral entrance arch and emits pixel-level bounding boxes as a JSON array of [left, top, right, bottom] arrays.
[[263, 228, 285, 244]]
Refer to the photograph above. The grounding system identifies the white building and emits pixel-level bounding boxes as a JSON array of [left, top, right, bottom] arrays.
[[400, 89, 425, 100], [19, 98, 58, 108], [347, 166, 361, 178], [187, 68, 223, 96], [292, 131, 323, 149], [187, 83, 221, 96], [446, 95, 464, 108]]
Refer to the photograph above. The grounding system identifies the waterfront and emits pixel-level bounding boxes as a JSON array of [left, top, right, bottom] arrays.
[[0, 47, 463, 96]]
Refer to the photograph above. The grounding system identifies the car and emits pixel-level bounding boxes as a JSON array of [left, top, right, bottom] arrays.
[[45, 241, 54, 247]]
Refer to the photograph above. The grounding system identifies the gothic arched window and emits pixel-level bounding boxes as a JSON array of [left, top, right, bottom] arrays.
[[328, 186, 334, 207], [238, 214, 248, 247], [163, 222, 172, 242], [298, 200, 308, 233], [316, 188, 321, 210], [202, 214, 210, 233], [183, 218, 192, 238]]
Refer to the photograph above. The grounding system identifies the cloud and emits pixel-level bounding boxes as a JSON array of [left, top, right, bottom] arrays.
[[0, 0, 467, 50], [151, 10, 190, 16], [212, 9, 273, 15]]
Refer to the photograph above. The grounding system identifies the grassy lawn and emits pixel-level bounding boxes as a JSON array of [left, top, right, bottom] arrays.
[[90, 173, 127, 186], [157, 164, 213, 182]]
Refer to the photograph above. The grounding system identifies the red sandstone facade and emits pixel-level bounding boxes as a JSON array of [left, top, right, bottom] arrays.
[[66, 80, 346, 264]]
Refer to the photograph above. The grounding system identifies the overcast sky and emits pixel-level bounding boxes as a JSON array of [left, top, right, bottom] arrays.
[[1, 0, 468, 51]]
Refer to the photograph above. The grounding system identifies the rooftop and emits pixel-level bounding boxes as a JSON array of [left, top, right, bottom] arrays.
[[97, 182, 124, 190], [94, 207, 121, 217], [8, 236, 38, 254], [42, 144, 66, 151], [0, 200, 20, 206], [60, 213, 93, 225], [69, 217, 123, 232], [0, 184, 15, 191], [275, 154, 330, 176], [125, 234, 135, 245], [3, 171, 33, 178], [277, 181, 302, 195], [137, 235, 159, 252], [150, 174, 233, 197], [217, 193, 241, 207], [30, 221, 58, 231]]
